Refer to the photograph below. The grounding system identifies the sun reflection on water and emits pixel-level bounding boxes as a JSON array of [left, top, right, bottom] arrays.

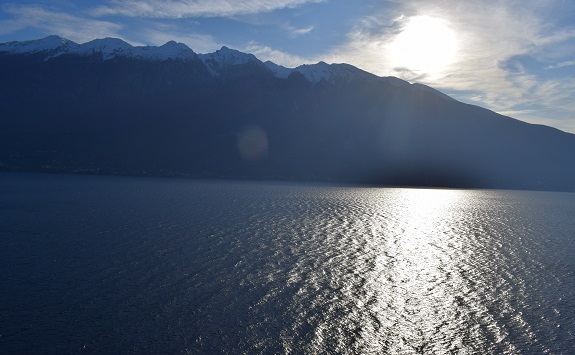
[[394, 187, 463, 237], [369, 188, 478, 353], [385, 188, 464, 261]]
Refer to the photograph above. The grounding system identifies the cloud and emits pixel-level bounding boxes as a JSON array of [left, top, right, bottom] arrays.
[[545, 60, 575, 70], [244, 41, 313, 68], [2, 5, 122, 42], [322, 0, 575, 132], [138, 24, 222, 53], [0, 18, 26, 36], [284, 24, 314, 37], [91, 0, 324, 18]]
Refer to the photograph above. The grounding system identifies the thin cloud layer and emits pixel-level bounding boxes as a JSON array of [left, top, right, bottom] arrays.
[[134, 22, 222, 53], [2, 5, 122, 42], [91, 0, 324, 18], [245, 41, 312, 68], [546, 60, 575, 70], [285, 24, 314, 37], [325, 0, 575, 132]]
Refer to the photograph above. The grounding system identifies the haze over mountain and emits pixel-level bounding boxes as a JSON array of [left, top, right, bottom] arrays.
[[1, 36, 574, 191]]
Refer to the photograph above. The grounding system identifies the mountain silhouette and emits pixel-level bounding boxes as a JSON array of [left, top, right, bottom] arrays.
[[1, 36, 574, 191]]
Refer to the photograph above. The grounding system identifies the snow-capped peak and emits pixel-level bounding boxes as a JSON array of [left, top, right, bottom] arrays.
[[198, 46, 261, 75], [131, 41, 196, 61], [264, 61, 293, 79], [200, 46, 259, 65], [292, 62, 374, 84], [69, 37, 133, 60], [0, 35, 77, 54], [293, 61, 331, 83], [0, 35, 454, 102], [0, 36, 197, 62]]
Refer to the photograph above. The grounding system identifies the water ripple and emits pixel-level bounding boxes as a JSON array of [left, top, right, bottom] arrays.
[[1, 175, 574, 353]]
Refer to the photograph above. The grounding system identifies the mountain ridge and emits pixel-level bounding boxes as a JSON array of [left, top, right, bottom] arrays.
[[0, 35, 451, 100], [1, 36, 574, 191]]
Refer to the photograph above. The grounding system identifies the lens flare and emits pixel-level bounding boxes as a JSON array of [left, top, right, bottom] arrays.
[[237, 125, 268, 161]]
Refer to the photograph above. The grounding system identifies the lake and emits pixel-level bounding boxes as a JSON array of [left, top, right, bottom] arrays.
[[1, 173, 574, 353]]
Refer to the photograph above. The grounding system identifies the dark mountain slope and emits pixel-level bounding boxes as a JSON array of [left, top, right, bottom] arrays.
[[1, 37, 574, 191]]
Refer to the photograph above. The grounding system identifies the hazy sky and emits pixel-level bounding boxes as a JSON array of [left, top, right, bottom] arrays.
[[2, 0, 575, 133]]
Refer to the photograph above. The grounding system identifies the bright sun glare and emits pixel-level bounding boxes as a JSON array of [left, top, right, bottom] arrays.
[[389, 16, 458, 76]]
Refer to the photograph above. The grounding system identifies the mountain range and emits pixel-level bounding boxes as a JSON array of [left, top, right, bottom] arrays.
[[1, 36, 574, 191]]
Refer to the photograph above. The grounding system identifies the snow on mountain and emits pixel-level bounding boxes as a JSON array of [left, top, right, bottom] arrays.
[[64, 38, 197, 61], [131, 41, 197, 61], [288, 61, 454, 101], [0, 36, 456, 101], [0, 36, 197, 62], [0, 36, 371, 84], [198, 46, 261, 75], [0, 35, 77, 55], [67, 38, 133, 60], [292, 61, 331, 83], [264, 61, 293, 79], [292, 62, 375, 84], [264, 60, 374, 83]]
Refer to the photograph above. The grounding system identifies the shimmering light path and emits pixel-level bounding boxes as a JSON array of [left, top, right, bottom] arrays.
[[1, 174, 574, 353]]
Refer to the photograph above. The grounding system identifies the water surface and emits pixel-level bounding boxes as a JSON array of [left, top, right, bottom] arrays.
[[1, 173, 574, 353]]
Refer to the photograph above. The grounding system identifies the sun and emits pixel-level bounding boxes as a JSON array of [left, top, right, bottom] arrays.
[[389, 15, 458, 76]]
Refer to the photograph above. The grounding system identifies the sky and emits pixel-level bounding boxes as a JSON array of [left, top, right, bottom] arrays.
[[2, 0, 575, 134]]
